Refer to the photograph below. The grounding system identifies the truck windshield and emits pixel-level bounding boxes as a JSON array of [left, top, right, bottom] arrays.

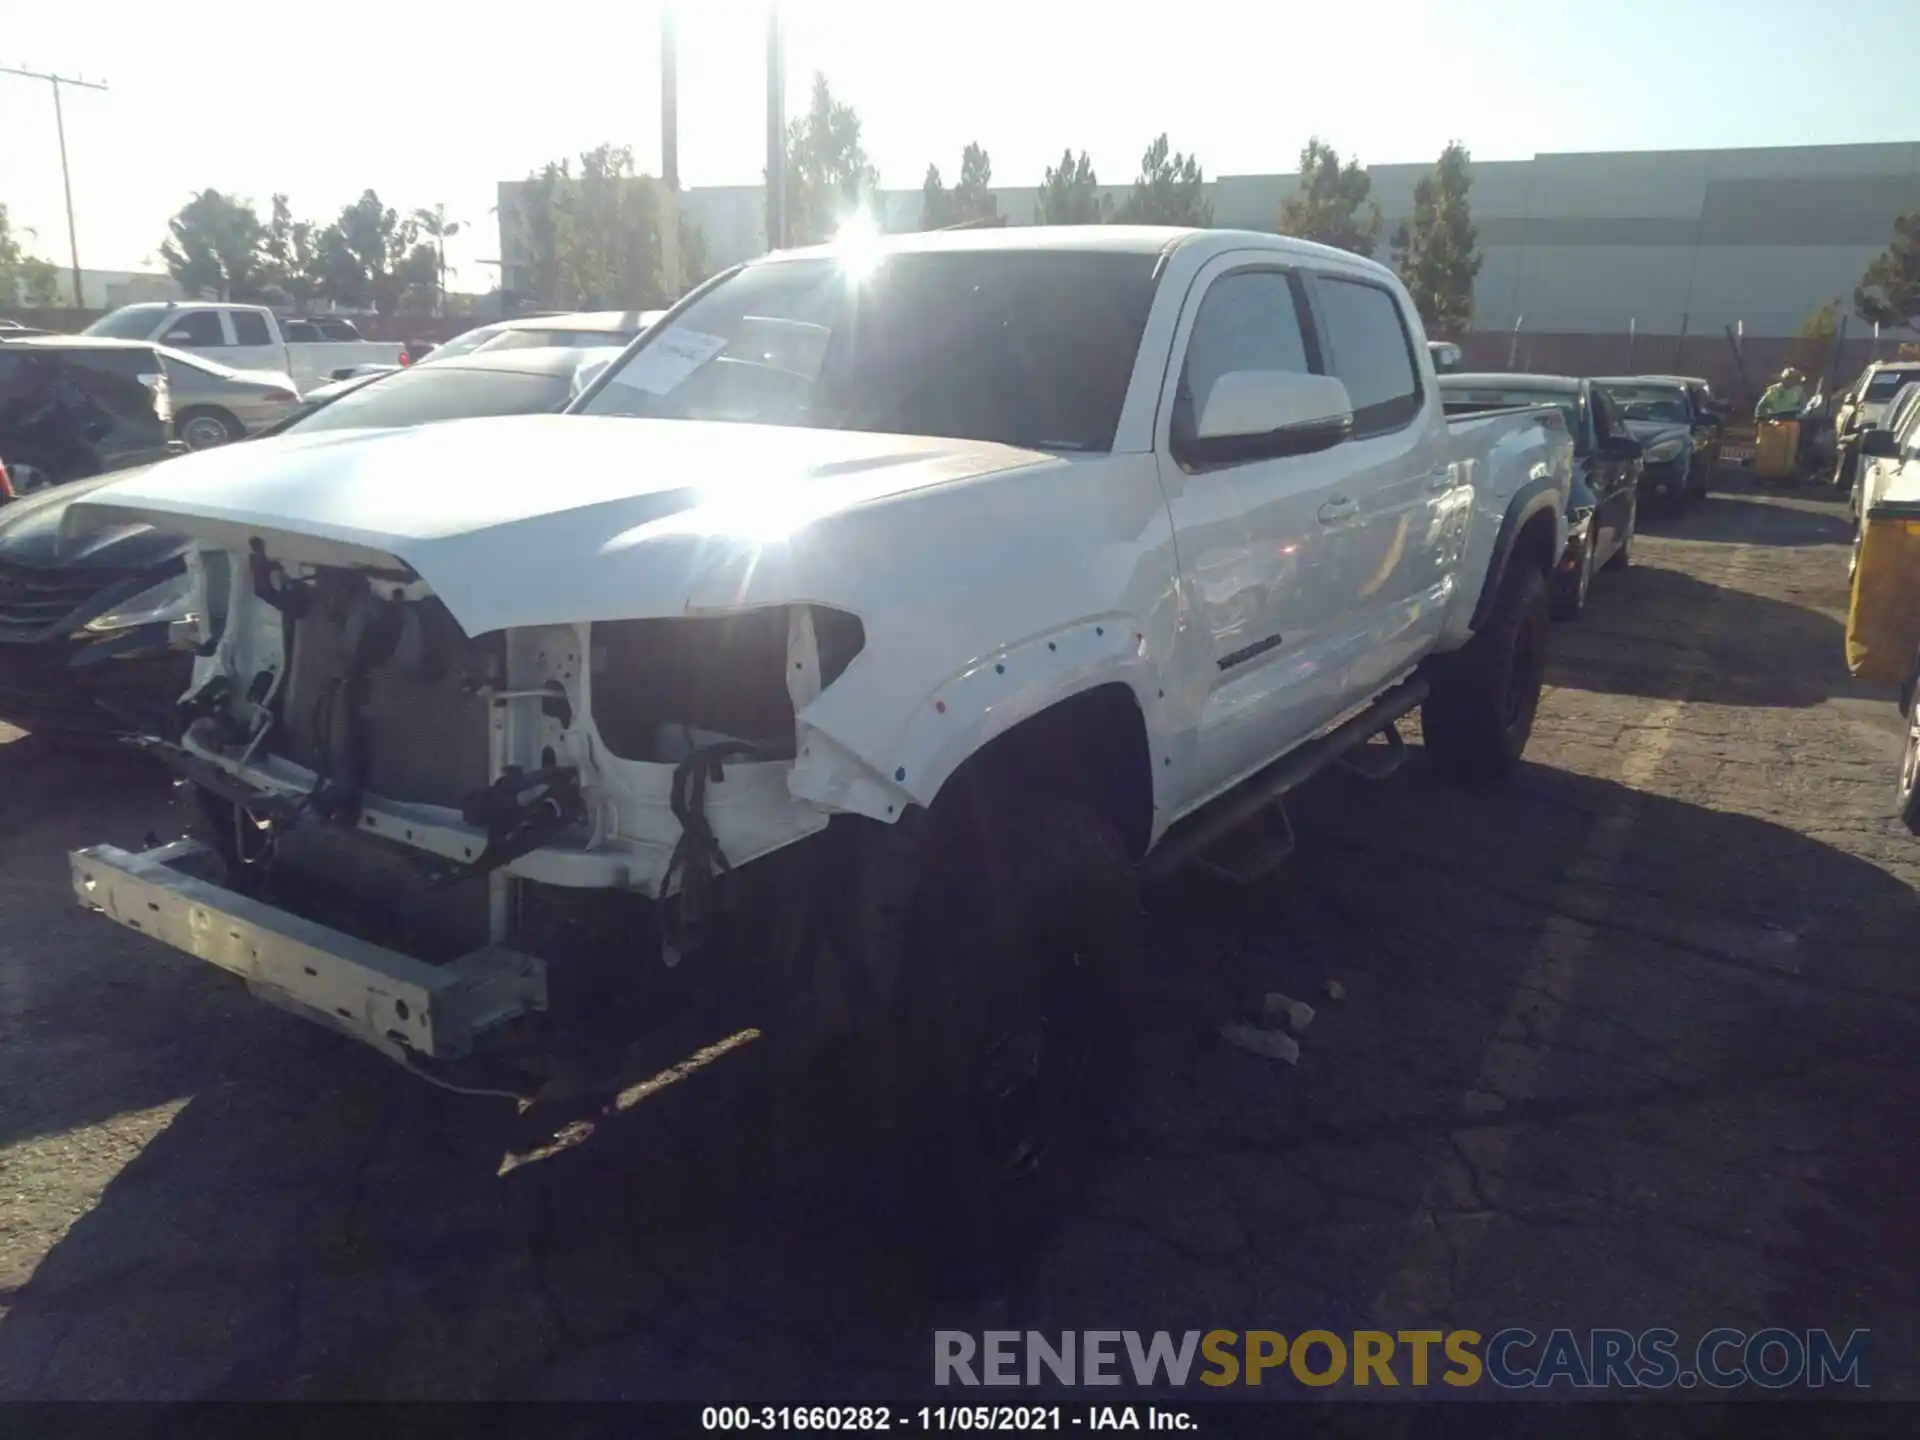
[[577, 250, 1161, 453], [83, 305, 172, 340]]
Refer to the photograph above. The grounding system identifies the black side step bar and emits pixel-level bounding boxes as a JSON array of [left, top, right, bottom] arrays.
[[1140, 678, 1429, 882]]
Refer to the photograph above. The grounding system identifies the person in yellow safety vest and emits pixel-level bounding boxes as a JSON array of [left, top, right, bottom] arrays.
[[1755, 367, 1809, 420]]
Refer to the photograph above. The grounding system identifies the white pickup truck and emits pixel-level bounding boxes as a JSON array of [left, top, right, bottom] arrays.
[[83, 303, 404, 393], [65, 227, 1570, 1236]]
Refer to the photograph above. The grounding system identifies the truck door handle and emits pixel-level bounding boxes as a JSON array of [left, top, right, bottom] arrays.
[[1318, 495, 1358, 524], [1426, 465, 1453, 492]]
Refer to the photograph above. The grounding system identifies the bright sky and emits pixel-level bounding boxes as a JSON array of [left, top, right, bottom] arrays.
[[2, 0, 1915, 296]]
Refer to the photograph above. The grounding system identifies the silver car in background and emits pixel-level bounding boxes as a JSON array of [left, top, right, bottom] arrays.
[[155, 345, 302, 450]]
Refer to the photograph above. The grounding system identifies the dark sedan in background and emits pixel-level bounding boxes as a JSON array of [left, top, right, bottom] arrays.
[[1592, 376, 1705, 515], [1440, 372, 1641, 620], [0, 347, 597, 736]]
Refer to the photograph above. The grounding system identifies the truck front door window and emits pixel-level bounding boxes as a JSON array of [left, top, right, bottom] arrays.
[[1175, 269, 1315, 448]]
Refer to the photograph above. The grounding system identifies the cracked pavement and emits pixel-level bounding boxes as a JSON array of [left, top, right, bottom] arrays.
[[1, 474, 1915, 1400]]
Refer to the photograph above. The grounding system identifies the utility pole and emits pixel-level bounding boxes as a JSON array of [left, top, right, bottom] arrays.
[[660, 3, 681, 297], [0, 65, 108, 310], [766, 3, 786, 252]]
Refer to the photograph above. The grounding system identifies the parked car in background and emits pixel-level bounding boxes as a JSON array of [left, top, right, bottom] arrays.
[[1636, 373, 1726, 479], [1592, 376, 1703, 514], [1441, 372, 1639, 619], [0, 334, 178, 497], [0, 346, 594, 736], [1834, 361, 1920, 494], [327, 309, 659, 383], [1849, 381, 1920, 582], [83, 302, 404, 392], [154, 346, 302, 450]]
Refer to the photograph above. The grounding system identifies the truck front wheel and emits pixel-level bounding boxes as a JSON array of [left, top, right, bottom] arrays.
[[886, 789, 1143, 1270], [1423, 564, 1550, 788]]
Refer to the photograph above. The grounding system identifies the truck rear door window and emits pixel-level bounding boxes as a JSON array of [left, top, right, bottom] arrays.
[[1314, 277, 1421, 437], [230, 312, 272, 346], [163, 311, 228, 347]]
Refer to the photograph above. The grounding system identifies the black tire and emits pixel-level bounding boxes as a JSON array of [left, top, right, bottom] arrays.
[[1423, 563, 1550, 789], [177, 407, 244, 451], [1549, 538, 1592, 621], [885, 789, 1143, 1274], [1899, 706, 1920, 837]]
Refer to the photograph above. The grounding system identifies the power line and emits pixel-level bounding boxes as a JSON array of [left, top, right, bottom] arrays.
[[0, 64, 109, 310]]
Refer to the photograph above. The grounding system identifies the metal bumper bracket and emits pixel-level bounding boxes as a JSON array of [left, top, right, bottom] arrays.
[[71, 840, 547, 1063]]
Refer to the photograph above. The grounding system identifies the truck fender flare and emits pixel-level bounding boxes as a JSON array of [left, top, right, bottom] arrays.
[[1470, 474, 1564, 632], [787, 618, 1160, 823]]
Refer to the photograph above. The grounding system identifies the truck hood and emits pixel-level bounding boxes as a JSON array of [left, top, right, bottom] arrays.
[[65, 414, 1055, 635], [0, 465, 188, 572]]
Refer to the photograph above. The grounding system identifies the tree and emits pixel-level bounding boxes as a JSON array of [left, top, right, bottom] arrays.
[[258, 193, 322, 310], [1278, 138, 1382, 258], [20, 256, 60, 306], [771, 73, 879, 246], [1796, 296, 1843, 375], [920, 163, 954, 230], [511, 145, 668, 310], [1034, 149, 1107, 225], [552, 144, 663, 308], [0, 203, 31, 306], [159, 189, 266, 300], [678, 212, 712, 290], [1112, 134, 1212, 227], [920, 144, 996, 229], [329, 190, 438, 316], [413, 204, 462, 313], [1856, 213, 1920, 332], [1390, 142, 1482, 338], [952, 143, 997, 224]]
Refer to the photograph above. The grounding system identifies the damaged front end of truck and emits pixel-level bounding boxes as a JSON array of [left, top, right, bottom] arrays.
[[70, 523, 899, 1101]]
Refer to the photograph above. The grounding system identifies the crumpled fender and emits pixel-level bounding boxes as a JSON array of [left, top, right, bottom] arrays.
[[787, 614, 1161, 823]]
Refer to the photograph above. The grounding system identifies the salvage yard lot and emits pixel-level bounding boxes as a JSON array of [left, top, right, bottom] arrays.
[[2, 474, 1917, 1400]]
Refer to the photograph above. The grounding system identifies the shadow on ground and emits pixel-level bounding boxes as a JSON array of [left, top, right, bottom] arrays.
[[1634, 483, 1854, 550], [1550, 559, 1874, 709], [4, 753, 1914, 1401]]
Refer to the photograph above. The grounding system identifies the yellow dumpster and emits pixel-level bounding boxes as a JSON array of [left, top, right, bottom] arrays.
[[1845, 483, 1920, 688], [1754, 418, 1800, 481]]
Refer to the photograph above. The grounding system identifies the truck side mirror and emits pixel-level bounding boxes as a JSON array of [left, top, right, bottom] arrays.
[[1187, 371, 1354, 464]]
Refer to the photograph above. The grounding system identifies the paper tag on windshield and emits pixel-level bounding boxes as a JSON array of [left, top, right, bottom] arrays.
[[609, 328, 727, 395]]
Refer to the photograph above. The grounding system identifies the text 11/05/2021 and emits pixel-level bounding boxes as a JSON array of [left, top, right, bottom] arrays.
[[701, 1405, 1194, 1431]]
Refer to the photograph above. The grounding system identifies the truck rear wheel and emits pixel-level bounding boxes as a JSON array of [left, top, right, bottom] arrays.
[[885, 788, 1143, 1274], [1423, 564, 1550, 788]]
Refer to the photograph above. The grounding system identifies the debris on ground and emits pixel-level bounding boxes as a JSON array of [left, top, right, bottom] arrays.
[[1262, 991, 1316, 1033], [1219, 1020, 1301, 1066], [1323, 977, 1347, 1002]]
